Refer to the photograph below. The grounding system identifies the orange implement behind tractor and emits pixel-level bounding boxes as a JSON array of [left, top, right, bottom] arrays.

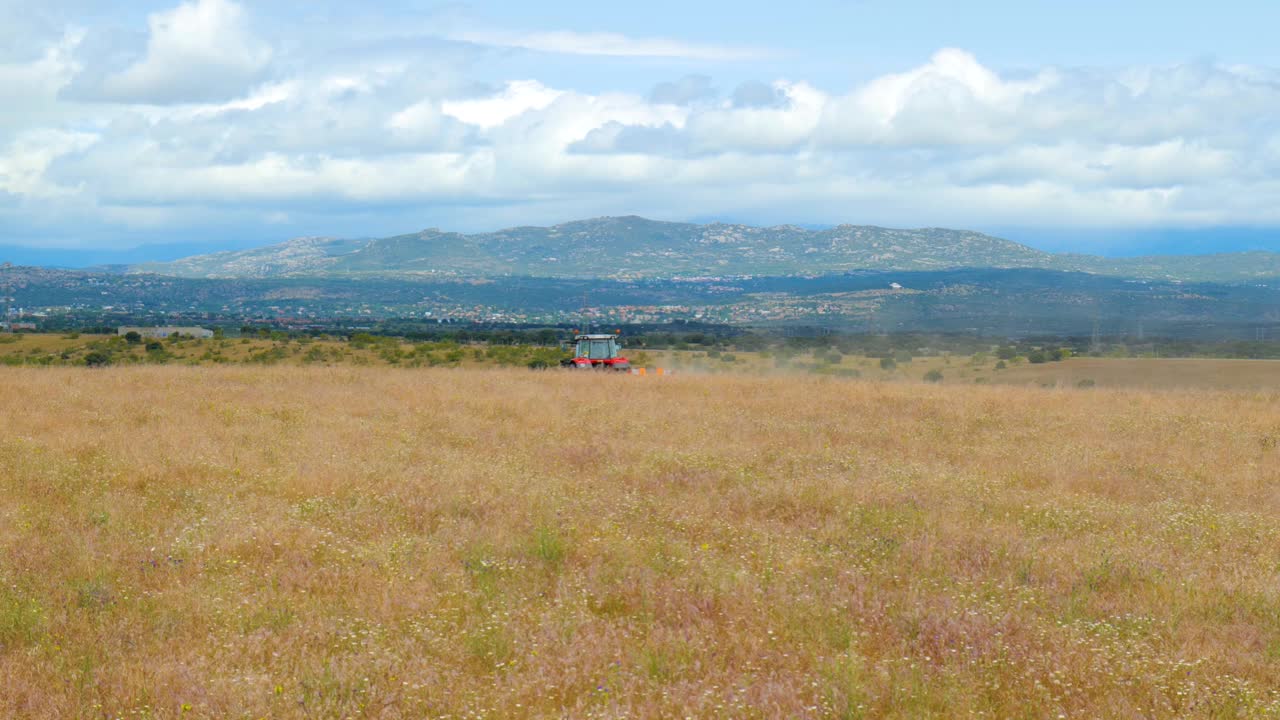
[[562, 332, 631, 371]]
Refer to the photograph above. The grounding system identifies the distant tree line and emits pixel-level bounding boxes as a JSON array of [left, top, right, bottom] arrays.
[[18, 316, 1280, 361]]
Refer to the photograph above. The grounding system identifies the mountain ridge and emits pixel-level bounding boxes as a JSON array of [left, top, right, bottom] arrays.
[[128, 216, 1280, 283]]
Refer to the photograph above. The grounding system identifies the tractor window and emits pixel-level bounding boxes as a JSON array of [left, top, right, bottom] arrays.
[[589, 340, 614, 359]]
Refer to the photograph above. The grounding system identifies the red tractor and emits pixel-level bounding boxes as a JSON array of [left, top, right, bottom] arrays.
[[562, 332, 631, 371]]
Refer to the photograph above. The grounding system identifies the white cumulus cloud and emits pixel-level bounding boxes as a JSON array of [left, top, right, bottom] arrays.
[[441, 80, 565, 129], [0, 128, 98, 199], [97, 0, 271, 104], [4, 2, 1280, 248], [449, 29, 762, 61]]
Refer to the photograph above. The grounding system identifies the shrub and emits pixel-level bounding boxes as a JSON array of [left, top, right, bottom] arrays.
[[1028, 350, 1048, 364], [1077, 378, 1096, 388], [123, 331, 142, 344], [995, 360, 1007, 370], [83, 351, 111, 367], [879, 357, 897, 370], [923, 369, 944, 383]]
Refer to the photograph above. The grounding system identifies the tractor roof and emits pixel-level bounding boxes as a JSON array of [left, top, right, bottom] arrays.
[[575, 333, 620, 339]]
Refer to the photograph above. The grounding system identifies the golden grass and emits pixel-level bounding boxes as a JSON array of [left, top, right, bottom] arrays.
[[6, 333, 1280, 392], [2, 366, 1279, 718], [647, 349, 1280, 391], [987, 357, 1280, 390]]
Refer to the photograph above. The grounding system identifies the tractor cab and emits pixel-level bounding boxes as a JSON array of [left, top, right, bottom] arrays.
[[563, 332, 631, 371]]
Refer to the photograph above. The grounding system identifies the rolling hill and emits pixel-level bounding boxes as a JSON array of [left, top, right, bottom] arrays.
[[129, 216, 1280, 283]]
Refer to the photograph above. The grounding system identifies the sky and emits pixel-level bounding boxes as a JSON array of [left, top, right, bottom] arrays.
[[2, 0, 1280, 262]]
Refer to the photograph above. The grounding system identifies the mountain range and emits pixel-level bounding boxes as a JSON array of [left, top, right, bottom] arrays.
[[129, 216, 1280, 284], [6, 217, 1275, 339]]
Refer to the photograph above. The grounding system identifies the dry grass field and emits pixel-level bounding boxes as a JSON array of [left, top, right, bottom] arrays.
[[2, 366, 1280, 718], [984, 357, 1280, 390], [646, 349, 1280, 391], [4, 332, 1280, 392]]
